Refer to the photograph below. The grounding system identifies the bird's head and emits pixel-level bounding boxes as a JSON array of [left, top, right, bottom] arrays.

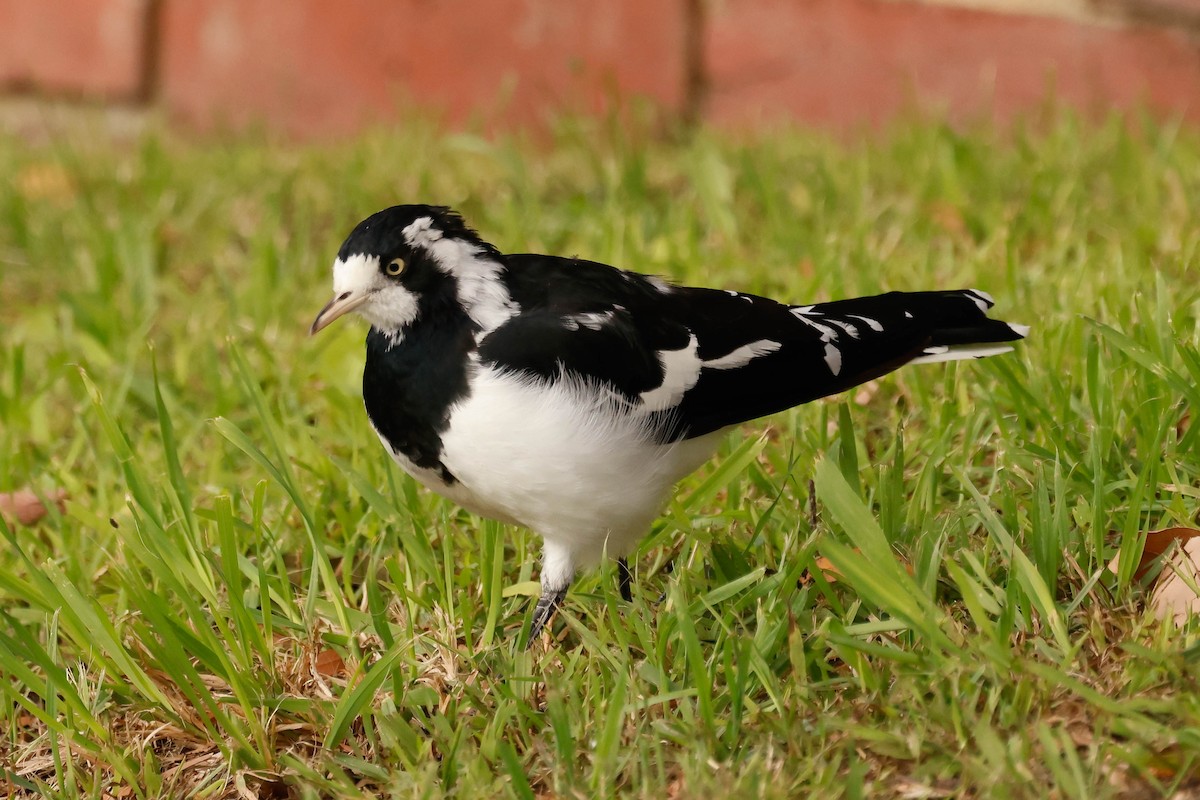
[[310, 205, 507, 336]]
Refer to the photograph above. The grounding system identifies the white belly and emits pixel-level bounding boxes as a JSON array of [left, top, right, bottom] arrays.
[[381, 367, 723, 567]]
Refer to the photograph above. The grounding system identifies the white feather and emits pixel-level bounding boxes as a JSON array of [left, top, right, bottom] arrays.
[[333, 253, 419, 333], [790, 306, 841, 342], [405, 216, 516, 332], [823, 342, 842, 375], [401, 215, 443, 248], [909, 343, 1015, 364], [562, 310, 616, 331], [847, 314, 884, 332], [639, 334, 701, 411], [827, 319, 861, 338], [702, 339, 782, 370], [427, 368, 724, 576], [964, 289, 994, 312], [1007, 323, 1031, 338]]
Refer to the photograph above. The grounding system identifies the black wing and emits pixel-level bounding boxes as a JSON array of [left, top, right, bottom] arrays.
[[478, 253, 692, 399], [660, 287, 1025, 439], [476, 304, 689, 400], [488, 255, 1026, 441]]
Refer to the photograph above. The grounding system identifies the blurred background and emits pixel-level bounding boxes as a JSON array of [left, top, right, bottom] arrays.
[[3, 0, 1200, 137]]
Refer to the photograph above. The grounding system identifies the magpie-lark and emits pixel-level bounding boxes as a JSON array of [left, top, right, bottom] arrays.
[[311, 205, 1028, 644]]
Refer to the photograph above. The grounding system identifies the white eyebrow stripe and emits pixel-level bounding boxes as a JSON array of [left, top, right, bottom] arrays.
[[402, 216, 442, 247]]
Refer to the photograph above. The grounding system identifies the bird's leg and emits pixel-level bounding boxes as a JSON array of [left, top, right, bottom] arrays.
[[527, 541, 575, 648], [617, 557, 632, 602], [528, 586, 567, 645]]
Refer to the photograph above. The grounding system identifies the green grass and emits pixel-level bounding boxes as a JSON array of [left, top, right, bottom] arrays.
[[3, 109, 1200, 798]]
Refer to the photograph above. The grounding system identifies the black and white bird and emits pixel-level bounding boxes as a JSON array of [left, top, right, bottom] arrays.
[[310, 205, 1028, 643]]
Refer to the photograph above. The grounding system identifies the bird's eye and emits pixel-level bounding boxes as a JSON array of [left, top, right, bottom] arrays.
[[385, 258, 405, 276]]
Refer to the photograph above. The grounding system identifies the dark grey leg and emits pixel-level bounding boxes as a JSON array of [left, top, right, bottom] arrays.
[[527, 586, 568, 647], [618, 557, 633, 602], [528, 542, 575, 648]]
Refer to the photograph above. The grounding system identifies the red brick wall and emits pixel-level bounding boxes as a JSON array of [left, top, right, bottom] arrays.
[[3, 0, 1200, 135], [0, 0, 151, 98], [707, 0, 1200, 130], [157, 0, 687, 136]]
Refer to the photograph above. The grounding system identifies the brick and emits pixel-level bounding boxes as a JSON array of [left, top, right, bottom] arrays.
[[159, 0, 687, 136], [0, 0, 148, 97], [706, 0, 1200, 130]]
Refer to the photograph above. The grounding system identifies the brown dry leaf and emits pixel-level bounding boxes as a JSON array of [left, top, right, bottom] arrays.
[[1151, 537, 1200, 625], [813, 554, 847, 583], [314, 648, 346, 678], [805, 548, 914, 585], [1107, 527, 1200, 581], [0, 487, 68, 526], [1109, 527, 1200, 624]]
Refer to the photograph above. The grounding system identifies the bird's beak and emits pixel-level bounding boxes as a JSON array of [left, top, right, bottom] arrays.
[[310, 291, 370, 335]]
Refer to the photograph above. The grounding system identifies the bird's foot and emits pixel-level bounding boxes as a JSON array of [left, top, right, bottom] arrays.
[[618, 557, 632, 603], [527, 587, 568, 648]]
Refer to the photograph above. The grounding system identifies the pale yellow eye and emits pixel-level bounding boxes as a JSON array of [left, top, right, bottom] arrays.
[[386, 258, 405, 276]]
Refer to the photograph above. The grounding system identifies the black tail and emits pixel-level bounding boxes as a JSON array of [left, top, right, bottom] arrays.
[[808, 288, 1027, 366], [656, 286, 1028, 439]]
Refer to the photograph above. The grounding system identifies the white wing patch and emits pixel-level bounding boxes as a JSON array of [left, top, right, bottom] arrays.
[[964, 289, 995, 312], [562, 310, 616, 331], [827, 318, 861, 339], [847, 314, 884, 332], [702, 339, 782, 370], [791, 305, 850, 375], [647, 277, 674, 294], [909, 343, 1014, 364], [823, 343, 842, 375], [789, 306, 842, 342], [637, 335, 783, 411], [639, 334, 701, 412]]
